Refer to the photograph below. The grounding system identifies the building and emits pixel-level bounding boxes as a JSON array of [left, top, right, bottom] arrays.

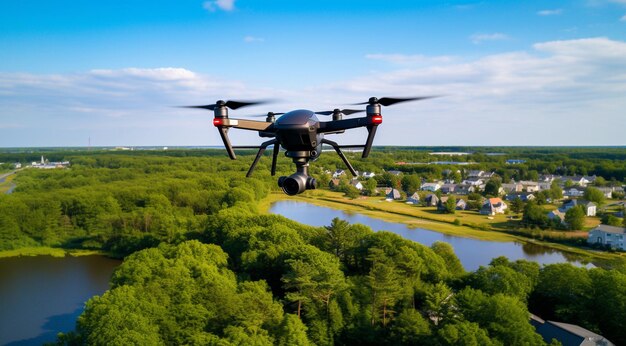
[[420, 182, 441, 192], [530, 314, 614, 346], [502, 182, 523, 193], [547, 209, 566, 224], [350, 180, 363, 191], [559, 199, 596, 217], [386, 188, 402, 201], [332, 169, 345, 178], [440, 183, 457, 194], [424, 194, 439, 207], [563, 187, 586, 198], [480, 198, 507, 215], [588, 224, 626, 250], [407, 192, 420, 204], [505, 193, 535, 202]]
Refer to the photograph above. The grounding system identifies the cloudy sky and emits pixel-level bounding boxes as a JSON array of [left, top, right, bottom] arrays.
[[1, 0, 625, 147]]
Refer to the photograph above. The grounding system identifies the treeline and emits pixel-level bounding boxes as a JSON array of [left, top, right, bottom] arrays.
[[0, 154, 276, 254], [60, 212, 626, 345]]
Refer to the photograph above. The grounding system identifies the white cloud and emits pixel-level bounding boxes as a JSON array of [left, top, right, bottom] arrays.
[[621, 14, 626, 21], [470, 33, 509, 44], [244, 36, 265, 43], [203, 0, 235, 12], [537, 9, 563, 16], [326, 37, 626, 145], [366, 54, 454, 65]]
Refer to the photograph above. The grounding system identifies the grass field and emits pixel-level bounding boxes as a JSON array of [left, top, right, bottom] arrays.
[[0, 247, 105, 259]]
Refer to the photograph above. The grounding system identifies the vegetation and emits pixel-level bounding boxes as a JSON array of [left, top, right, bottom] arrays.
[[1, 147, 625, 344]]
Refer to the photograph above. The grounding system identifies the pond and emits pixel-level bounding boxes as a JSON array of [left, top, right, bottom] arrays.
[[0, 255, 120, 345], [269, 200, 592, 271]]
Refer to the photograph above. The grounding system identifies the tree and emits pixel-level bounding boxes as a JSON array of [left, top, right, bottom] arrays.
[[510, 197, 524, 214], [484, 178, 502, 197], [564, 205, 585, 230], [401, 174, 421, 193], [522, 200, 549, 229], [363, 178, 378, 196], [389, 309, 432, 344], [584, 187, 605, 206], [368, 255, 402, 327], [276, 314, 312, 346], [550, 181, 563, 200], [443, 196, 456, 214]]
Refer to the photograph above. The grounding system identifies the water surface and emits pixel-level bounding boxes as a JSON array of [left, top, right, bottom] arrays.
[[270, 200, 591, 271], [0, 255, 120, 345]]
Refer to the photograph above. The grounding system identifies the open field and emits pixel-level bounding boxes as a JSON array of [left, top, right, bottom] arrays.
[[0, 247, 105, 259]]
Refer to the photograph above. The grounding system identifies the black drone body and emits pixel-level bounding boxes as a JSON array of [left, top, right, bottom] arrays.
[[182, 96, 435, 195]]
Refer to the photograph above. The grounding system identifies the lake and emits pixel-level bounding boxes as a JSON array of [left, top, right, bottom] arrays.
[[269, 200, 592, 271], [0, 255, 120, 345]]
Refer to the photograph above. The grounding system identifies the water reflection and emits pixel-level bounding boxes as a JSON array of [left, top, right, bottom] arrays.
[[0, 255, 120, 345], [270, 201, 591, 271]]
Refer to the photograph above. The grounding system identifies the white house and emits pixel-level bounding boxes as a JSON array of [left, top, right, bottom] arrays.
[[407, 192, 420, 204], [588, 224, 626, 250], [480, 198, 507, 215], [361, 172, 376, 179], [350, 180, 363, 191], [563, 187, 585, 198], [520, 181, 540, 193], [420, 182, 442, 192], [332, 169, 346, 178], [559, 199, 596, 216]]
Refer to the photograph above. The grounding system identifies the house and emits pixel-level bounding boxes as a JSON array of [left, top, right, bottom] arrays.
[[440, 183, 457, 195], [547, 209, 566, 224], [559, 199, 596, 216], [424, 194, 439, 206], [588, 224, 626, 250], [455, 199, 467, 210], [505, 193, 535, 202], [361, 171, 376, 179], [407, 192, 420, 204], [462, 177, 484, 186], [467, 170, 484, 178], [562, 176, 593, 187], [386, 188, 402, 200], [332, 169, 345, 178], [386, 170, 403, 176], [530, 314, 615, 346], [502, 183, 523, 193], [420, 182, 441, 192], [455, 184, 476, 195], [596, 187, 615, 199], [350, 180, 363, 191], [437, 196, 449, 211], [519, 181, 540, 193], [506, 159, 526, 164], [537, 182, 552, 191], [13, 162, 22, 169], [480, 198, 507, 215], [563, 187, 586, 198], [329, 179, 341, 189]]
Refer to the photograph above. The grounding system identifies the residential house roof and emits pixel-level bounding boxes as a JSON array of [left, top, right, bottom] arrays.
[[591, 224, 626, 234]]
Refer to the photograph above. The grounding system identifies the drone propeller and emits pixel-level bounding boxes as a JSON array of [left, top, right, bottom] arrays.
[[352, 96, 439, 107], [179, 99, 270, 111], [315, 109, 364, 116]]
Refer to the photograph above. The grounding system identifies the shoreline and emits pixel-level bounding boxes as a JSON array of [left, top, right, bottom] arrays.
[[0, 247, 111, 259], [261, 190, 621, 262]]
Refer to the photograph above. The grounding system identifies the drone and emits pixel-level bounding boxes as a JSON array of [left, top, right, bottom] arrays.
[[182, 96, 435, 195]]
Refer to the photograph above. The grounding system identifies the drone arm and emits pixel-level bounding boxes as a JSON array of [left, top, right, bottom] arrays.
[[318, 117, 372, 133], [246, 139, 278, 178], [222, 118, 274, 132], [321, 139, 357, 177]]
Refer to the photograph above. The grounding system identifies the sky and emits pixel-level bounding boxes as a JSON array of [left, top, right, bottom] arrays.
[[1, 0, 626, 147]]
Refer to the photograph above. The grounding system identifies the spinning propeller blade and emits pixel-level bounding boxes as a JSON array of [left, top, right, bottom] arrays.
[[352, 96, 439, 106], [315, 109, 364, 116], [179, 99, 271, 111]]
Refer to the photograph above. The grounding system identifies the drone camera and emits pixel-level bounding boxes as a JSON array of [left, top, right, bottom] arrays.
[[278, 173, 317, 195]]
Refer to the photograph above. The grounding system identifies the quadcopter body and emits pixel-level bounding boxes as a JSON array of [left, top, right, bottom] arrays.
[[183, 97, 434, 195]]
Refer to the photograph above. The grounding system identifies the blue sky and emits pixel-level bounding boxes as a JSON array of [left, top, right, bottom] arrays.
[[1, 0, 625, 147]]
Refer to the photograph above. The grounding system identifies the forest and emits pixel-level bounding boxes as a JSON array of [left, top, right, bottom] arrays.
[[1, 148, 625, 345]]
